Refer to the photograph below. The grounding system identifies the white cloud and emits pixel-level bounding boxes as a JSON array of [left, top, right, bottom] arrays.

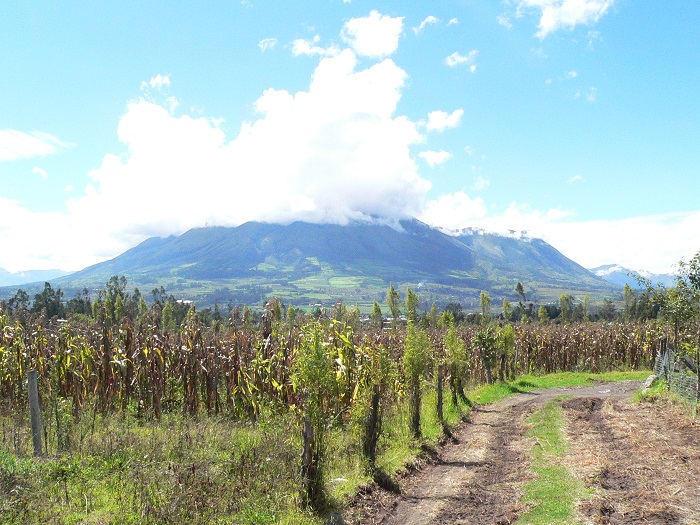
[[448, 18, 459, 26], [141, 74, 170, 90], [258, 38, 278, 51], [586, 87, 598, 102], [0, 49, 431, 271], [497, 14, 513, 29], [420, 192, 488, 230], [566, 70, 578, 78], [473, 175, 490, 191], [426, 109, 464, 132], [517, 0, 615, 39], [292, 35, 340, 56], [0, 130, 67, 163], [568, 175, 585, 184], [421, 198, 699, 274], [444, 50, 478, 68], [413, 16, 439, 35], [341, 10, 403, 58], [419, 150, 452, 167], [464, 145, 474, 156], [32, 166, 48, 179]]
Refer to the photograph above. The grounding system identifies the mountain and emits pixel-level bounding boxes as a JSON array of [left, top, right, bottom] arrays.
[[39, 219, 618, 309], [590, 264, 676, 289], [0, 268, 73, 287]]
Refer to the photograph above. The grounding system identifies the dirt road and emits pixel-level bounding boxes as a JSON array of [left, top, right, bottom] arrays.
[[345, 381, 700, 525]]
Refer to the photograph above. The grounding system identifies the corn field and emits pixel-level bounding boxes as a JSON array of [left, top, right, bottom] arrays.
[[0, 309, 668, 423]]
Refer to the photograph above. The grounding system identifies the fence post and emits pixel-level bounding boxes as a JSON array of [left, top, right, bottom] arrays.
[[27, 369, 43, 457]]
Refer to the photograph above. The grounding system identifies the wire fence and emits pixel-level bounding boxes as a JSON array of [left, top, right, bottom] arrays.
[[654, 343, 700, 402]]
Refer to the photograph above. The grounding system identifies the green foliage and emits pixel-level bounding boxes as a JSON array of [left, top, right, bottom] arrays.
[[558, 293, 572, 323], [386, 283, 401, 324], [479, 291, 491, 325], [473, 325, 497, 384], [405, 288, 419, 324], [370, 301, 383, 330], [403, 323, 432, 438]]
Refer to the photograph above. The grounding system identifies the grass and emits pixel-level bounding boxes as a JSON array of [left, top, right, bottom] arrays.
[[469, 370, 650, 405], [0, 371, 649, 524], [516, 397, 590, 525]]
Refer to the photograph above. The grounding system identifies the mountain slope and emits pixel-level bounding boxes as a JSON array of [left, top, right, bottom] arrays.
[[591, 264, 676, 288], [0, 268, 73, 287], [44, 220, 617, 308]]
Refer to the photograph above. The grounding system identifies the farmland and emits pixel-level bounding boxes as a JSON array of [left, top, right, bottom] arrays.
[[0, 293, 683, 524]]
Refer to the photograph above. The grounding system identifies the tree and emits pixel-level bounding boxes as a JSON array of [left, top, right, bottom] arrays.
[[403, 323, 432, 438], [623, 284, 636, 322], [65, 288, 91, 317], [538, 305, 549, 324], [443, 303, 464, 325], [8, 289, 30, 317], [473, 325, 497, 384], [31, 282, 64, 319], [502, 298, 512, 322], [515, 282, 527, 305], [370, 301, 383, 330], [582, 295, 590, 322], [427, 303, 438, 328], [480, 291, 491, 325], [596, 299, 616, 321], [558, 294, 572, 323], [386, 282, 401, 325], [405, 288, 419, 323]]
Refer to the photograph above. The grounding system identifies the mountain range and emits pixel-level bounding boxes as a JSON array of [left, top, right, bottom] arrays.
[[0, 268, 72, 288], [590, 264, 676, 289], [0, 219, 618, 310]]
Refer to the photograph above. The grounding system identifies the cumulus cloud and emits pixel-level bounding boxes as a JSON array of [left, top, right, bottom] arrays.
[[292, 35, 340, 56], [0, 48, 432, 271], [421, 197, 699, 274], [517, 0, 615, 39], [444, 50, 478, 68], [258, 38, 278, 51], [420, 191, 488, 230], [0, 130, 68, 163], [566, 70, 578, 78], [419, 150, 452, 167], [341, 10, 403, 58], [413, 16, 439, 35], [140, 74, 170, 90], [568, 175, 584, 184], [426, 109, 464, 132], [32, 166, 48, 179], [448, 18, 459, 26]]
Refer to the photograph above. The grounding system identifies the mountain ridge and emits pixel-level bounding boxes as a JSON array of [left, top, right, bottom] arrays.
[[9, 219, 615, 309]]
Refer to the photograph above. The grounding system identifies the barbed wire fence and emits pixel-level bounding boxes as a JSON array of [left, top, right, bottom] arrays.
[[654, 342, 700, 402]]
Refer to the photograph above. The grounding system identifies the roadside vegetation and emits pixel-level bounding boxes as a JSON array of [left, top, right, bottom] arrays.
[[1, 248, 699, 523]]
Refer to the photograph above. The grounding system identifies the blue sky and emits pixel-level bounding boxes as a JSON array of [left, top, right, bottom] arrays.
[[1, 0, 698, 274]]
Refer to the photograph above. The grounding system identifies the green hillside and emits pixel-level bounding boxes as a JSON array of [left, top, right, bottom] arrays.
[[4, 220, 620, 310]]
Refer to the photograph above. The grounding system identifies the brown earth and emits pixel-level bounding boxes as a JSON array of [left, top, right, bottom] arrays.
[[343, 381, 700, 525]]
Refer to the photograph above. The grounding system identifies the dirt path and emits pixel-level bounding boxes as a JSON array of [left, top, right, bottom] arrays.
[[344, 380, 700, 525]]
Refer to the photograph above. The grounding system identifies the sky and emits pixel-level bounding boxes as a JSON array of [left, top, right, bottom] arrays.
[[1, 0, 698, 275]]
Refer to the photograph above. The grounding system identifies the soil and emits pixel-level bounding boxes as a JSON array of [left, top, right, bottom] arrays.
[[343, 380, 700, 525]]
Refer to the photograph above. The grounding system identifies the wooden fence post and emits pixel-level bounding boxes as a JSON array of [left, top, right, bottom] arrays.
[[27, 369, 43, 456]]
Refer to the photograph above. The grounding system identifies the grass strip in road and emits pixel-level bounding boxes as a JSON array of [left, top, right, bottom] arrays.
[[516, 397, 590, 525], [469, 370, 650, 406]]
